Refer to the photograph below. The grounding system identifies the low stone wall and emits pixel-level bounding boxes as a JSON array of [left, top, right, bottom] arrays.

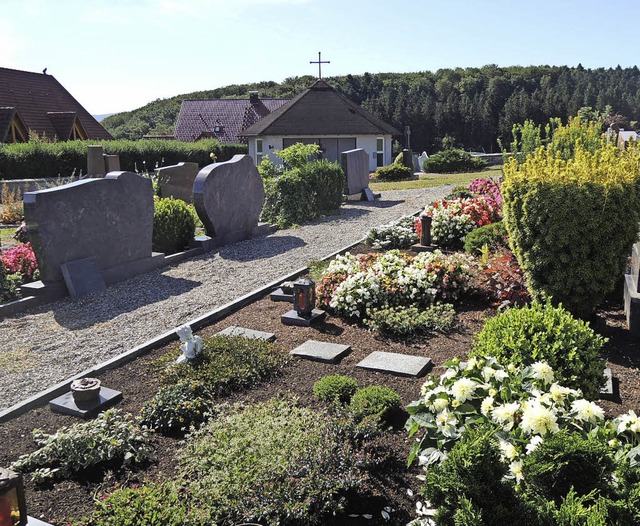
[[0, 177, 79, 202]]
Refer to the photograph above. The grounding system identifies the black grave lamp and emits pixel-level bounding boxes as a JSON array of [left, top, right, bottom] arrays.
[[419, 213, 432, 247], [293, 278, 316, 317], [0, 467, 27, 526]]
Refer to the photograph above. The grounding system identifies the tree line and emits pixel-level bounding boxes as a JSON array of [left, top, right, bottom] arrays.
[[102, 64, 640, 153]]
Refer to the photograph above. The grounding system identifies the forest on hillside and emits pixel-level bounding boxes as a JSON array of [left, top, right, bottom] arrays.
[[102, 65, 640, 152]]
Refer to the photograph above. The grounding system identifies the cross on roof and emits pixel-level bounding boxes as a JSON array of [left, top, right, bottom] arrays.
[[310, 51, 330, 79]]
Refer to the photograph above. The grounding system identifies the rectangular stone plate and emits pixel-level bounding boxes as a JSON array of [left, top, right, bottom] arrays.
[[217, 326, 276, 341], [357, 351, 432, 377], [49, 386, 122, 419], [291, 339, 351, 363], [281, 309, 326, 327], [269, 287, 294, 302], [61, 256, 106, 298]]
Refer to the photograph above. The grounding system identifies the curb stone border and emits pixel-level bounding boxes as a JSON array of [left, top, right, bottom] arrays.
[[0, 235, 373, 423]]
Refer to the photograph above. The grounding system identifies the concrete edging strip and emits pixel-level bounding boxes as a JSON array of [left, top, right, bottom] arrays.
[[0, 236, 366, 423]]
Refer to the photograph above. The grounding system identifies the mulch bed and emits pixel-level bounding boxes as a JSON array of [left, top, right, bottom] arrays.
[[0, 272, 638, 525]]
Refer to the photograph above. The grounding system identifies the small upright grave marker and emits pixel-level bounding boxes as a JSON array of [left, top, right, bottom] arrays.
[[156, 162, 199, 203], [412, 213, 435, 253], [341, 148, 371, 197]]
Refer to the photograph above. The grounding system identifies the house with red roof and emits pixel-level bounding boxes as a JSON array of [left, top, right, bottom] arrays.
[[0, 66, 113, 143], [242, 80, 400, 172]]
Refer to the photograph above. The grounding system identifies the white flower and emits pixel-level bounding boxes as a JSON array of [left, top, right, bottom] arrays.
[[492, 402, 519, 431], [481, 366, 496, 381], [525, 435, 544, 454], [616, 410, 640, 434], [499, 439, 518, 461], [440, 368, 458, 381], [450, 378, 478, 402], [531, 362, 554, 384], [571, 399, 604, 424], [176, 324, 193, 341], [549, 383, 572, 403], [435, 409, 458, 430], [509, 460, 524, 484], [432, 397, 449, 412], [493, 369, 509, 382], [480, 396, 494, 416], [520, 402, 559, 435]]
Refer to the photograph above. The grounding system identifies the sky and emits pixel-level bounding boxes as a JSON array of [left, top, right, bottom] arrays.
[[2, 0, 639, 115]]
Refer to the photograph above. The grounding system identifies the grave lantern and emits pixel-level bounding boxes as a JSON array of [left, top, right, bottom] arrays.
[[419, 214, 432, 246], [0, 468, 27, 526], [293, 278, 316, 317]]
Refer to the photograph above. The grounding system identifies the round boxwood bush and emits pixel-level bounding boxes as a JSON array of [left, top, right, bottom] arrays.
[[349, 385, 402, 424], [470, 299, 606, 399], [463, 220, 508, 255], [152, 197, 196, 254], [313, 374, 359, 404], [374, 163, 413, 181], [423, 149, 487, 173]]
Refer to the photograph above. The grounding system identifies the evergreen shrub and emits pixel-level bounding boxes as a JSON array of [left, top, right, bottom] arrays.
[[423, 149, 487, 173], [0, 138, 245, 180], [349, 385, 401, 424], [300, 159, 344, 212], [470, 299, 606, 399], [313, 374, 359, 404], [261, 168, 315, 227], [365, 303, 455, 337], [374, 163, 413, 181], [502, 127, 640, 317], [152, 197, 196, 254], [464, 221, 508, 255]]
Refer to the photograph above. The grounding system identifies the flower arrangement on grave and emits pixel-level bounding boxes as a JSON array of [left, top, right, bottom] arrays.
[[468, 177, 503, 210], [364, 216, 419, 249], [175, 325, 203, 363], [0, 242, 38, 281]]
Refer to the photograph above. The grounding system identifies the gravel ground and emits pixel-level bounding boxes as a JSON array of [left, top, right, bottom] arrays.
[[0, 186, 452, 411]]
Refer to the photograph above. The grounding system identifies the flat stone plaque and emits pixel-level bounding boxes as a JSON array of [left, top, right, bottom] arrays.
[[49, 386, 122, 418], [291, 339, 351, 363], [281, 309, 326, 327], [269, 287, 294, 302], [362, 187, 376, 201], [357, 351, 432, 377], [217, 326, 276, 341], [411, 243, 435, 253], [61, 256, 106, 298]]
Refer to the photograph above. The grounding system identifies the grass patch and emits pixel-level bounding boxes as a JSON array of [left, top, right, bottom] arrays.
[[370, 166, 502, 192], [0, 226, 17, 245]]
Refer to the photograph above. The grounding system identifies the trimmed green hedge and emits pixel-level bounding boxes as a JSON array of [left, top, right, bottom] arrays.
[[423, 149, 487, 173], [0, 139, 246, 180]]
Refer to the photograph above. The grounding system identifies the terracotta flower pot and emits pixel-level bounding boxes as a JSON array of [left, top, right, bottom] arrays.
[[70, 378, 101, 402]]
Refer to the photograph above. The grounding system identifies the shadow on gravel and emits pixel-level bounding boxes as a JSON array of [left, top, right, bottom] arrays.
[[356, 198, 405, 209], [52, 274, 201, 329], [219, 235, 307, 262]]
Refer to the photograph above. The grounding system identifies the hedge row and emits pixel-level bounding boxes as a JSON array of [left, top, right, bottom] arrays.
[[0, 139, 247, 180]]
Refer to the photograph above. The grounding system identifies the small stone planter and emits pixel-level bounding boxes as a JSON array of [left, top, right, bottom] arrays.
[[70, 378, 101, 402]]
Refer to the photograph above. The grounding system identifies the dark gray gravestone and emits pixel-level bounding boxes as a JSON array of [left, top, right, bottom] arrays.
[[193, 155, 266, 246], [291, 340, 351, 363], [87, 145, 105, 177], [156, 162, 200, 203], [61, 256, 106, 298], [341, 148, 370, 195], [49, 387, 122, 419], [104, 154, 121, 173], [23, 172, 154, 284], [217, 326, 276, 341], [357, 351, 432, 377]]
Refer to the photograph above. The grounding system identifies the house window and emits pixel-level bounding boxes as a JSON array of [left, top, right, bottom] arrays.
[[256, 139, 264, 165], [376, 137, 384, 167]]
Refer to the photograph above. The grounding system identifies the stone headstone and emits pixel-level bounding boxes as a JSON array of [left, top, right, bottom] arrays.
[[356, 351, 432, 377], [291, 339, 351, 363], [156, 162, 200, 203], [193, 155, 266, 245], [49, 386, 122, 419], [401, 149, 414, 170], [104, 154, 121, 173], [624, 241, 640, 336], [87, 145, 105, 177], [60, 256, 106, 298], [418, 151, 429, 172], [217, 326, 276, 341], [23, 171, 154, 283], [341, 148, 370, 195]]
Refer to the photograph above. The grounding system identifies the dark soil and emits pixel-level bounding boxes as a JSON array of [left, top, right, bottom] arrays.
[[0, 276, 638, 526]]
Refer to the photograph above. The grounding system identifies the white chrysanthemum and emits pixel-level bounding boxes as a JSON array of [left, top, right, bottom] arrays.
[[492, 402, 520, 431], [571, 399, 605, 424], [616, 410, 640, 434], [531, 362, 554, 384], [549, 383, 572, 403], [510, 460, 524, 484], [480, 396, 494, 416], [450, 377, 478, 402], [525, 435, 544, 455], [493, 369, 509, 382], [521, 402, 559, 435], [435, 409, 458, 429], [440, 367, 458, 381], [481, 366, 496, 381], [465, 357, 480, 371], [432, 397, 449, 412], [499, 439, 518, 461]]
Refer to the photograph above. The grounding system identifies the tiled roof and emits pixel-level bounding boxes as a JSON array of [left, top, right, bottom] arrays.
[[0, 107, 17, 142], [242, 80, 400, 137], [0, 67, 112, 141], [174, 98, 290, 143]]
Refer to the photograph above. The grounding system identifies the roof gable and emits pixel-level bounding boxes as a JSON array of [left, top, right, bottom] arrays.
[[242, 80, 400, 137], [0, 67, 112, 141], [0, 107, 28, 143], [174, 97, 290, 143]]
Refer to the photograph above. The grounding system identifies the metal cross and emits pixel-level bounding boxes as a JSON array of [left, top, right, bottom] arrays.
[[310, 51, 330, 79]]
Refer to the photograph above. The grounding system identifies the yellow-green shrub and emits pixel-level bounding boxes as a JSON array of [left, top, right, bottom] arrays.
[[502, 136, 640, 317]]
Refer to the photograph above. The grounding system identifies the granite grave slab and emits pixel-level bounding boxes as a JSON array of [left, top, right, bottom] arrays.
[[49, 386, 122, 419], [290, 340, 351, 363], [356, 351, 432, 377], [156, 161, 200, 203], [341, 148, 370, 195], [281, 308, 326, 327], [60, 256, 106, 298], [217, 326, 276, 341]]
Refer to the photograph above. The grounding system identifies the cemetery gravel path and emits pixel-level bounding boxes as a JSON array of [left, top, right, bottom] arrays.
[[0, 186, 452, 411]]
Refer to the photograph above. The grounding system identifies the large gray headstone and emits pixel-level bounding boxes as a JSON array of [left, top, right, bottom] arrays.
[[24, 171, 154, 283], [341, 148, 370, 195], [87, 145, 105, 178], [193, 155, 265, 244], [156, 162, 200, 203]]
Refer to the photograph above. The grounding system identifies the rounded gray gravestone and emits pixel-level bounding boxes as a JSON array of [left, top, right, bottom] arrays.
[[193, 155, 265, 241]]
